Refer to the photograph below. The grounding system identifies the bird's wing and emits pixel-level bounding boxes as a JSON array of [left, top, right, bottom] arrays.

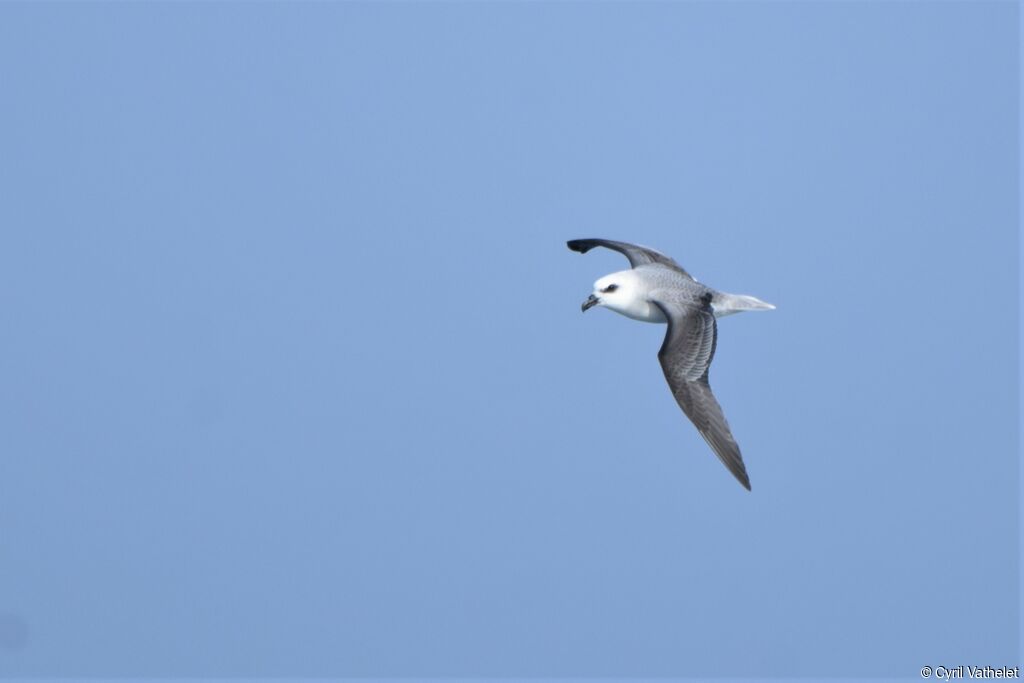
[[651, 297, 751, 490], [567, 239, 693, 279]]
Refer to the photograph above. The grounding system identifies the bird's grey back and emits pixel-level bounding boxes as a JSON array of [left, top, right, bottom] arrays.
[[635, 264, 712, 307]]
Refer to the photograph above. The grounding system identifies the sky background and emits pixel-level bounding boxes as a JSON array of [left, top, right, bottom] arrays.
[[0, 1, 1019, 680]]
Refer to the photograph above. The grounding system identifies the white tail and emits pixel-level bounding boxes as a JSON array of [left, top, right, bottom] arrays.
[[711, 292, 776, 318]]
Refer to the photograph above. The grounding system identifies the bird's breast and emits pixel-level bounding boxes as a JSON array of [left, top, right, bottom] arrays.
[[608, 298, 667, 323]]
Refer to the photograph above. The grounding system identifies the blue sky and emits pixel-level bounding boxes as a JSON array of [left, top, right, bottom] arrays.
[[0, 2, 1018, 679]]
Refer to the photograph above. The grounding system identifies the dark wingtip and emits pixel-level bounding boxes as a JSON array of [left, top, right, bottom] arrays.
[[566, 239, 594, 254]]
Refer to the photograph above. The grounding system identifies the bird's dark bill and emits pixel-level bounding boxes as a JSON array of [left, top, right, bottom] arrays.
[[581, 294, 599, 312]]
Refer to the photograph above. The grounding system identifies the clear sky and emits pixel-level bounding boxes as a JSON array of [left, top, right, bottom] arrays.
[[0, 1, 1018, 680]]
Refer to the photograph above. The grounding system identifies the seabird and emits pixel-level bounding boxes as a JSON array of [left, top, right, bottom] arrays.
[[568, 238, 775, 490]]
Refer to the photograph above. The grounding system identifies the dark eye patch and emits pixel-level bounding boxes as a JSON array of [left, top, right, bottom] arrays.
[[601, 284, 619, 293]]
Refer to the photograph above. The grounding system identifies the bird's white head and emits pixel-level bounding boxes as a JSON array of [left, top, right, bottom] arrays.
[[581, 270, 664, 322]]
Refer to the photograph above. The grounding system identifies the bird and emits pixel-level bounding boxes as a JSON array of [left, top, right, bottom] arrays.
[[567, 238, 774, 490]]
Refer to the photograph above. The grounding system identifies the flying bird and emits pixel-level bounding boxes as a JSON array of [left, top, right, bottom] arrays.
[[568, 238, 774, 490]]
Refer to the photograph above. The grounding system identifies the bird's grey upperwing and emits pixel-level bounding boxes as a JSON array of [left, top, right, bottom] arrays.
[[567, 239, 693, 279], [650, 297, 751, 490]]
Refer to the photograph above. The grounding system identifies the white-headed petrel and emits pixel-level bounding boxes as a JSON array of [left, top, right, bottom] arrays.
[[568, 238, 774, 490]]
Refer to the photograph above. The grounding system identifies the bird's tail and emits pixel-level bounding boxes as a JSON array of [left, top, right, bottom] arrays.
[[711, 292, 776, 317]]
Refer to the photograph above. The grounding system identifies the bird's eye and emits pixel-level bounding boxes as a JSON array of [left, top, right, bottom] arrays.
[[601, 284, 619, 293]]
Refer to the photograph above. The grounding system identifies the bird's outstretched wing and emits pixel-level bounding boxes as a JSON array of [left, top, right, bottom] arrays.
[[651, 298, 751, 490], [567, 239, 693, 279]]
